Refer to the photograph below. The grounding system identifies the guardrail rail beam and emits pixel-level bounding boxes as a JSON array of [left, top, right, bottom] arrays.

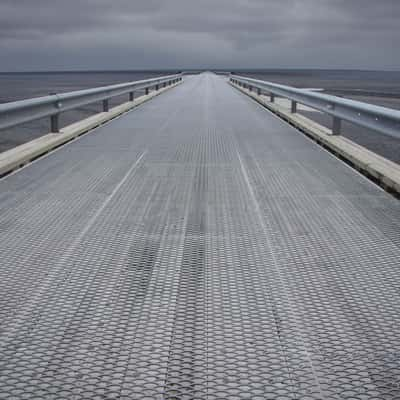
[[230, 75, 400, 137]]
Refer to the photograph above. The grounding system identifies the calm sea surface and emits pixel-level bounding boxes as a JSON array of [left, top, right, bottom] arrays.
[[1, 69, 400, 161], [0, 71, 171, 103], [241, 69, 400, 109], [2, 69, 399, 104]]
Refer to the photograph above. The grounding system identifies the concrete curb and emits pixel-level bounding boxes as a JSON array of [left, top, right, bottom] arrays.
[[0, 81, 182, 177], [230, 81, 400, 196]]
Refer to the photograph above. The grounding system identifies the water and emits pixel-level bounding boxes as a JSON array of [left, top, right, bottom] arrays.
[[0, 71, 176, 103], [1, 69, 400, 162], [2, 69, 399, 104], [237, 69, 400, 109]]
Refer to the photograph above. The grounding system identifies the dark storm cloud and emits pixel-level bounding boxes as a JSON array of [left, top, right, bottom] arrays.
[[0, 0, 399, 70]]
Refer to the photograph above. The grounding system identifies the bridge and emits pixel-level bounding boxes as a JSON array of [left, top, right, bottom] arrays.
[[0, 72, 400, 399]]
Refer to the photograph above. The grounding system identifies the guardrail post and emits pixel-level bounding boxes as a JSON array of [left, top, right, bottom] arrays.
[[155, 84, 159, 91], [249, 86, 252, 92], [129, 92, 134, 102], [145, 88, 149, 95], [257, 88, 261, 96], [291, 101, 297, 114], [50, 114, 59, 133], [103, 99, 109, 112], [332, 117, 341, 135], [270, 93, 275, 103]]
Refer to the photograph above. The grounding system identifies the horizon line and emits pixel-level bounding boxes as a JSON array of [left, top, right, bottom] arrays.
[[1, 67, 400, 74]]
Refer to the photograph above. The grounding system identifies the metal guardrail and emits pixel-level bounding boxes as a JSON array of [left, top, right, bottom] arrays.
[[0, 74, 182, 133], [230, 75, 400, 136]]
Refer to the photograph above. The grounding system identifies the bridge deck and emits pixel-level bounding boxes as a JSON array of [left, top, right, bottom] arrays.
[[1, 73, 400, 399]]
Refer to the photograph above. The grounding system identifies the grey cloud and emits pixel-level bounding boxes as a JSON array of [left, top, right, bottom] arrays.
[[0, 0, 399, 70]]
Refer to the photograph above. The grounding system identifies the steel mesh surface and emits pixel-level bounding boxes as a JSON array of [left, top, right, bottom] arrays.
[[0, 73, 400, 399]]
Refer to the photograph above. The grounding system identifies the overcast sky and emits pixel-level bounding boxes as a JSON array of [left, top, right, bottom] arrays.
[[0, 0, 399, 71]]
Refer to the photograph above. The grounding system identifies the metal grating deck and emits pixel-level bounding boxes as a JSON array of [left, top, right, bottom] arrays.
[[1, 73, 400, 399]]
